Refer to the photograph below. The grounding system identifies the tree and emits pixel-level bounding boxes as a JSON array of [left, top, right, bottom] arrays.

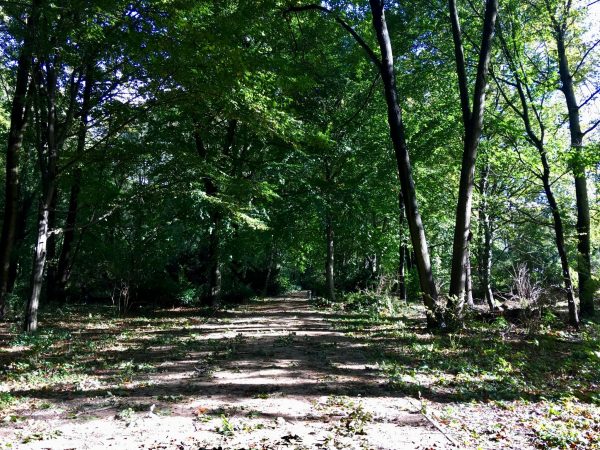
[[447, 0, 499, 315], [543, 0, 598, 317], [288, 1, 443, 326], [494, 6, 579, 326], [0, 0, 39, 318]]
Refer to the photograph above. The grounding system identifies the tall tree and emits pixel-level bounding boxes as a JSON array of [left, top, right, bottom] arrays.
[[52, 63, 94, 302], [447, 0, 499, 315], [544, 0, 597, 317], [493, 6, 581, 327], [477, 162, 496, 310], [0, 0, 39, 318], [369, 0, 441, 326], [287, 1, 442, 326], [24, 55, 64, 332]]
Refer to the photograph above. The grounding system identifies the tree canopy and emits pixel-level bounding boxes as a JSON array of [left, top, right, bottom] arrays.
[[0, 0, 597, 328]]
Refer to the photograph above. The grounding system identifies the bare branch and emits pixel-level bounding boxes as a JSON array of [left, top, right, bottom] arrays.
[[583, 118, 600, 136], [578, 85, 600, 109], [573, 38, 600, 77]]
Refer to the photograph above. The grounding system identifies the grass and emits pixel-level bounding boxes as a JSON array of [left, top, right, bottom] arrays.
[[0, 303, 215, 417], [320, 293, 600, 449]]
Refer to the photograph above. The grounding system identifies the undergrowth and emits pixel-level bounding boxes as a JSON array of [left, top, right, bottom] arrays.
[[326, 291, 600, 449]]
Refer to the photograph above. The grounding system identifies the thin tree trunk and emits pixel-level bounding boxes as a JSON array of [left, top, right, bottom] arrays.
[[448, 0, 498, 314], [262, 239, 275, 297], [369, 0, 441, 327], [25, 196, 54, 332], [539, 150, 579, 327], [398, 244, 407, 300], [0, 1, 38, 318], [398, 192, 407, 300], [465, 248, 474, 308], [7, 192, 34, 295], [478, 164, 496, 310], [207, 212, 221, 307], [24, 59, 59, 333], [325, 214, 336, 301], [554, 27, 593, 318], [45, 190, 58, 301], [53, 65, 93, 302], [53, 171, 80, 301], [496, 19, 580, 327]]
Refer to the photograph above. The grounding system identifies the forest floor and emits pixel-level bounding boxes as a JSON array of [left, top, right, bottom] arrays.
[[0, 292, 598, 449]]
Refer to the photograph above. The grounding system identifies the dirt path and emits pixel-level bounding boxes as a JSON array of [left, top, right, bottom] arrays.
[[2, 294, 453, 449]]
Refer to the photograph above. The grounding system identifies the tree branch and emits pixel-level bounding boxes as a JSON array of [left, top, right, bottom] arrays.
[[583, 118, 600, 136], [284, 4, 382, 70], [573, 37, 600, 77]]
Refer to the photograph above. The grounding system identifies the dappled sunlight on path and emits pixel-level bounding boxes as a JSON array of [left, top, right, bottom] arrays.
[[0, 293, 452, 449]]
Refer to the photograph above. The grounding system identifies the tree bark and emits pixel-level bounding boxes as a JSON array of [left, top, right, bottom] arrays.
[[207, 212, 221, 307], [554, 27, 593, 318], [448, 0, 498, 313], [44, 190, 58, 300], [0, 1, 38, 318], [369, 0, 441, 326], [262, 239, 275, 296], [25, 197, 54, 332]]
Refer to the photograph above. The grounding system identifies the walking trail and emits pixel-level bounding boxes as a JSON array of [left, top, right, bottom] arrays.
[[2, 293, 452, 449]]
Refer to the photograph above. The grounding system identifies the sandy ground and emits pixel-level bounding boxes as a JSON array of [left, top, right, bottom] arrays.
[[1, 293, 454, 449]]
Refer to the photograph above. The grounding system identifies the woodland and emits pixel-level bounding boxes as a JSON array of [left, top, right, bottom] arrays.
[[0, 0, 599, 449]]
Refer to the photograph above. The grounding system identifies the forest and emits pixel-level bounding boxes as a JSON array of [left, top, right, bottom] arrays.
[[0, 0, 598, 449]]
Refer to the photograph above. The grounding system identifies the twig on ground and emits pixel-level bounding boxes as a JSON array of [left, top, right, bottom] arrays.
[[407, 398, 459, 447]]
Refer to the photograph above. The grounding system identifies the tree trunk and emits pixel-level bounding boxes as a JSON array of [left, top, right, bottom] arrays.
[[448, 0, 498, 313], [193, 121, 237, 308], [539, 148, 579, 327], [7, 192, 34, 295], [398, 244, 407, 301], [555, 29, 593, 318], [53, 172, 81, 301], [497, 16, 582, 327], [397, 192, 407, 300], [24, 58, 59, 332], [53, 64, 93, 302], [207, 212, 221, 307], [325, 214, 336, 301], [262, 240, 275, 297], [369, 0, 441, 327], [0, 1, 38, 318], [465, 247, 474, 308], [25, 194, 55, 332], [478, 164, 496, 310], [45, 190, 58, 301]]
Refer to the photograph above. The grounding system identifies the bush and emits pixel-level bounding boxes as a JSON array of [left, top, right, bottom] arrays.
[[341, 290, 396, 315]]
